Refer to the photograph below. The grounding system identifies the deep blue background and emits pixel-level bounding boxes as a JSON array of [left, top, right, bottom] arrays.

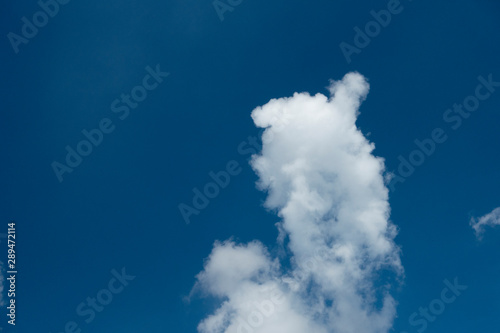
[[1, 0, 499, 332]]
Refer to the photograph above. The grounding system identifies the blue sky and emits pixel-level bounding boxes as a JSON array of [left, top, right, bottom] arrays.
[[1, 0, 500, 332]]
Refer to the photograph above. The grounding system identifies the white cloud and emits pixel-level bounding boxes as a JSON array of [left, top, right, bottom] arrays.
[[470, 207, 500, 239], [193, 73, 403, 333]]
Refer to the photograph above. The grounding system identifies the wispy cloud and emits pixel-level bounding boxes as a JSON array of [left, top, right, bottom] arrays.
[[192, 73, 403, 333], [470, 207, 500, 240]]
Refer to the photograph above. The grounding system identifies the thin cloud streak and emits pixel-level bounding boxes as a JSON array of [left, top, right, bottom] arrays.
[[471, 207, 500, 240]]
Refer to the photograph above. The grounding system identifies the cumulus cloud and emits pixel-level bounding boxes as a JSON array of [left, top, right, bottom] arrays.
[[192, 73, 403, 333], [470, 207, 500, 239]]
